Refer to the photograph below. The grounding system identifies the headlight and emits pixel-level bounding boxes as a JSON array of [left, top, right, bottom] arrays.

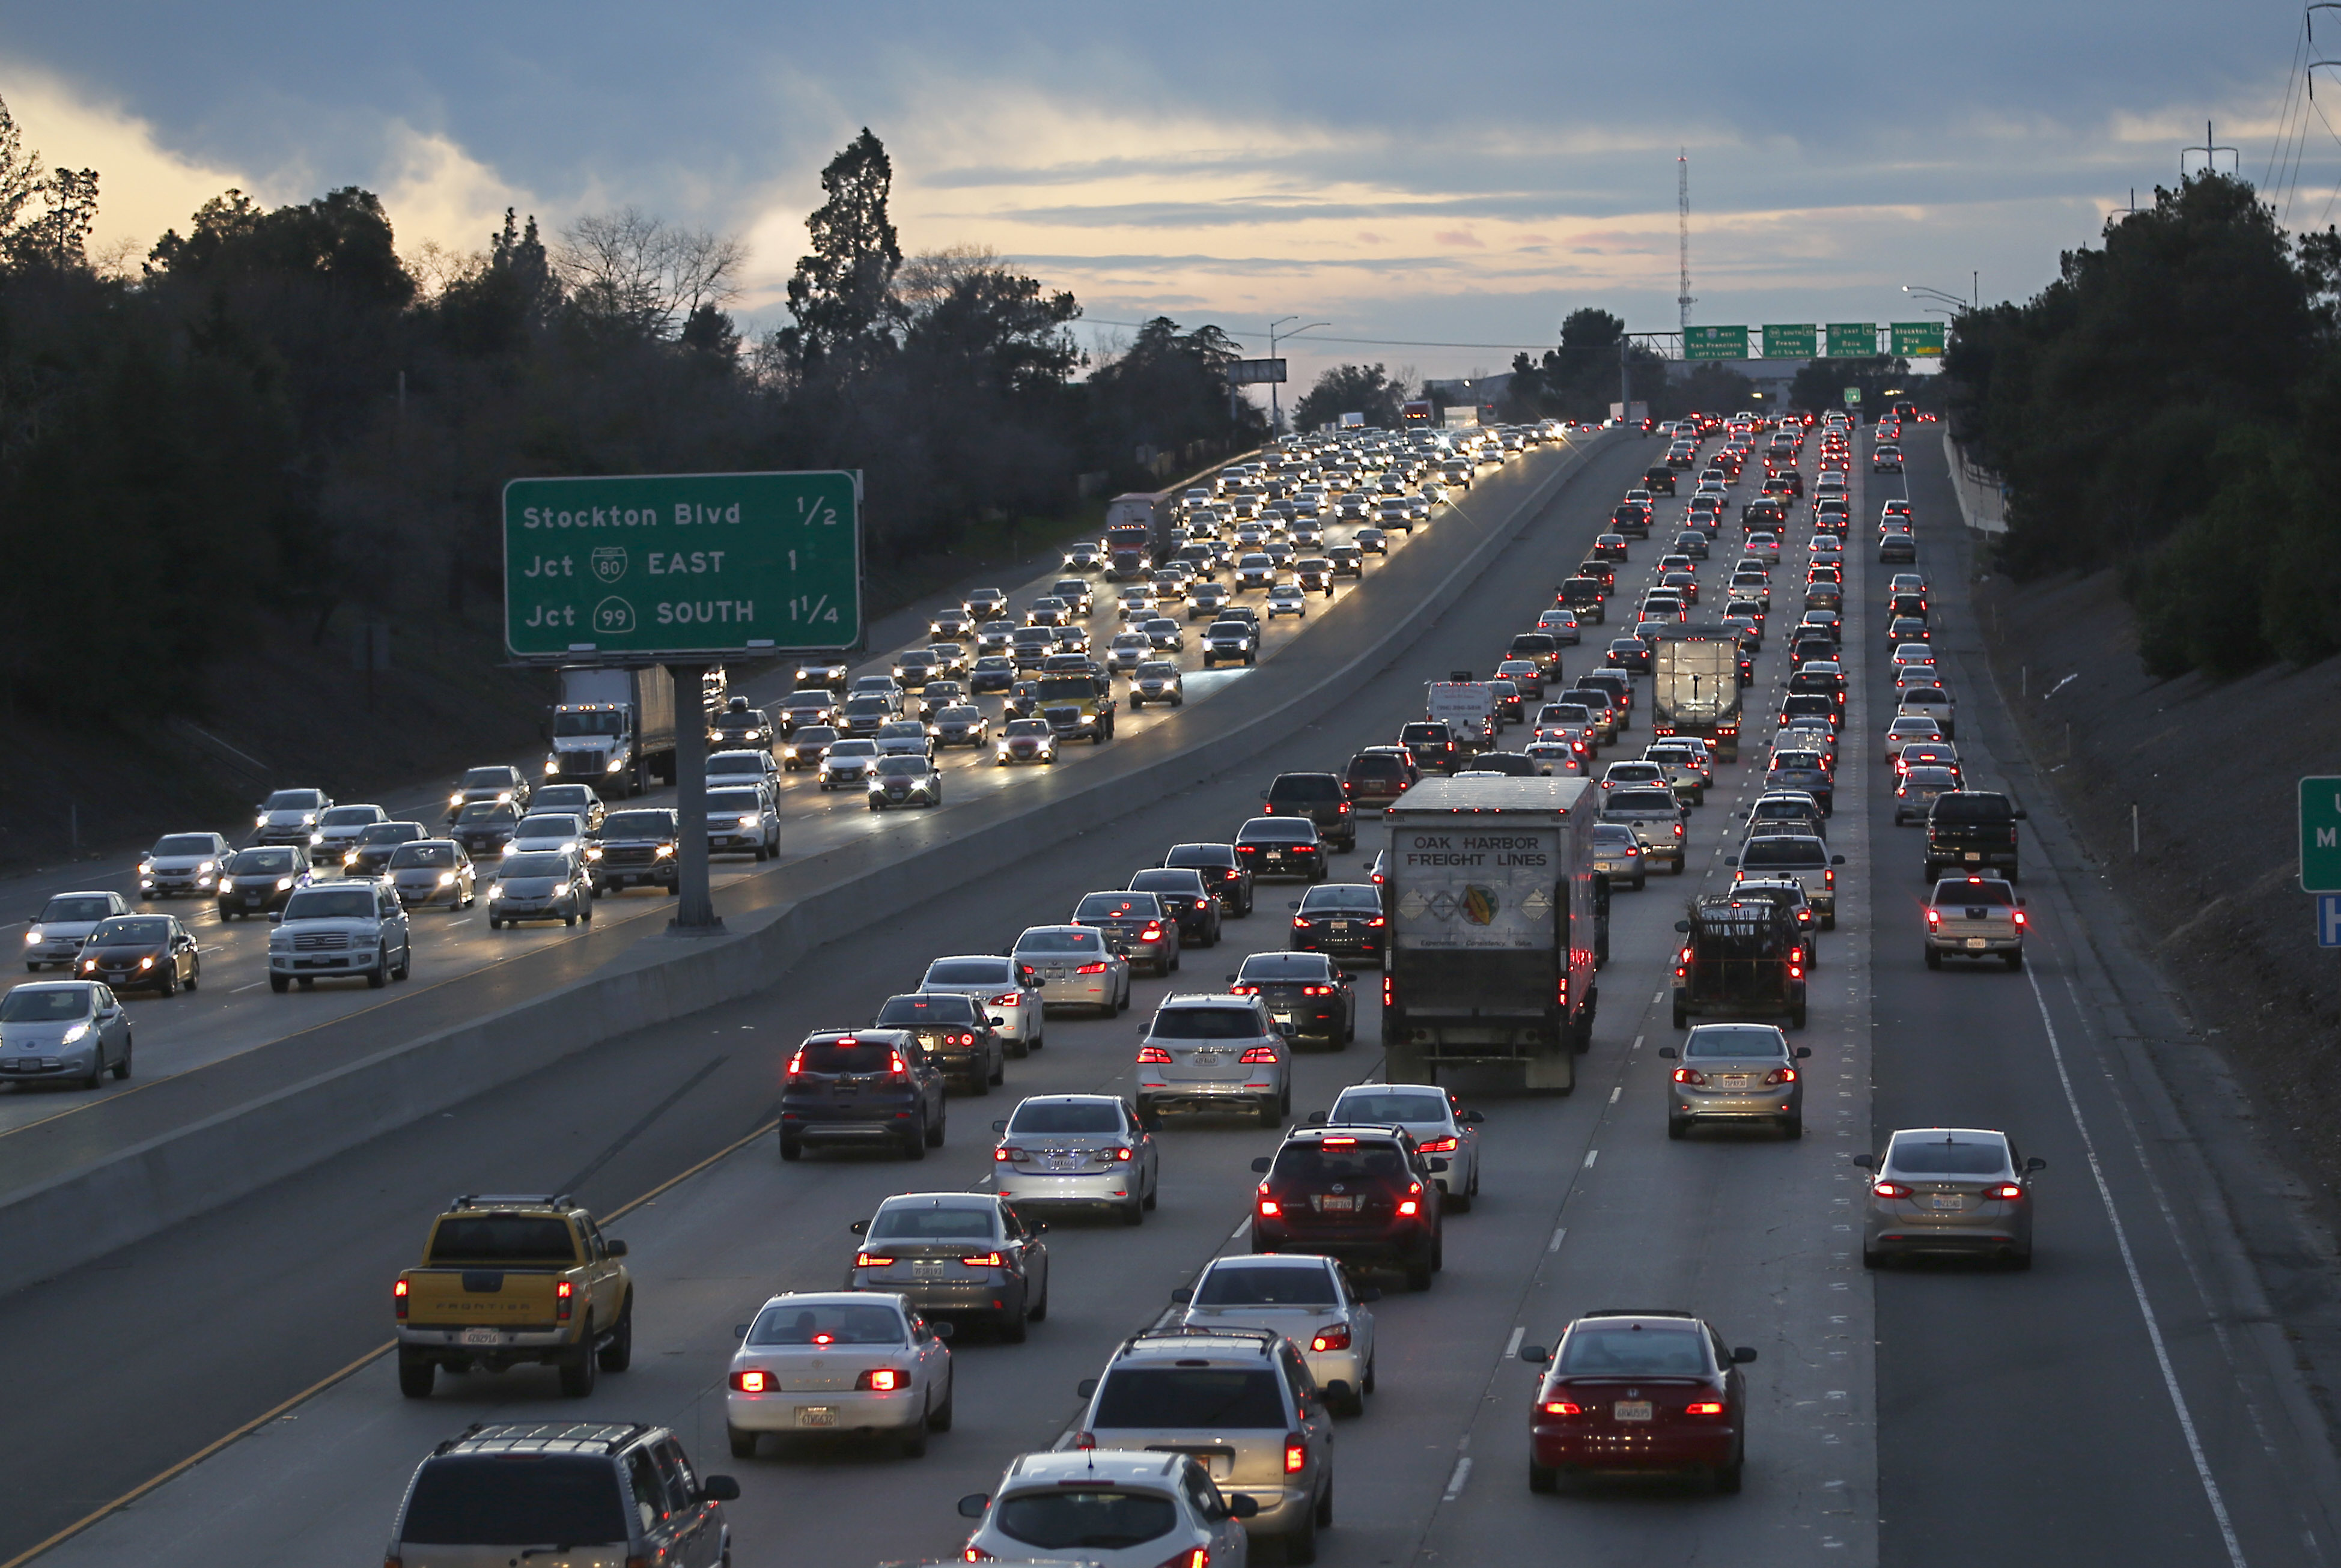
[[198, 861, 215, 875], [139, 956, 154, 970], [449, 793, 464, 807], [276, 877, 293, 892], [23, 928, 39, 944], [585, 846, 603, 860], [344, 852, 360, 865], [309, 834, 323, 845], [62, 1022, 90, 1045], [438, 872, 457, 886], [302, 813, 317, 825], [738, 814, 758, 828], [544, 759, 559, 774], [255, 815, 268, 827], [605, 755, 624, 773], [654, 843, 675, 857], [139, 861, 153, 875], [488, 883, 502, 898]]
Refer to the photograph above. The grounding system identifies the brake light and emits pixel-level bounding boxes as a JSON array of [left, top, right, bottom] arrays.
[[1231, 984, 1261, 996], [1672, 1067, 1706, 1085], [990, 992, 1023, 1006], [556, 1279, 574, 1320], [1925, 908, 1941, 927], [393, 1279, 409, 1319], [961, 1251, 1005, 1268], [1137, 1045, 1174, 1064], [1541, 1400, 1584, 1417], [1241, 1046, 1280, 1064], [1871, 1181, 1911, 1199], [1368, 916, 1386, 928], [2013, 910, 2027, 926], [1673, 823, 1684, 837], [889, 1051, 912, 1076], [1154, 1549, 1210, 1568], [1989, 1182, 2025, 1201], [856, 1368, 907, 1391], [1140, 924, 1163, 942], [1764, 1066, 1798, 1085], [1311, 1326, 1353, 1352], [1789, 964, 1803, 980], [1321, 1136, 1356, 1146], [1114, 1144, 1135, 1161], [1417, 1135, 1459, 1153], [1077, 961, 1110, 974], [785, 1048, 805, 1076], [1824, 868, 1834, 887], [1301, 984, 1334, 996], [1397, 1198, 1420, 1216], [1293, 916, 1311, 929], [1258, 1191, 1281, 1217], [1285, 1435, 1308, 1474], [1685, 1400, 1726, 1417], [1383, 974, 1394, 1006], [731, 1369, 770, 1392]]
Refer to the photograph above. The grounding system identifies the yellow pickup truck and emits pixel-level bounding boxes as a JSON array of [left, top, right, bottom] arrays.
[[394, 1194, 632, 1399]]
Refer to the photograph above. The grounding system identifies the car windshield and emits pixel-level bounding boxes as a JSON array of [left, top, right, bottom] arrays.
[[1558, 1325, 1709, 1376], [1016, 929, 1102, 955], [263, 791, 324, 810], [925, 959, 1011, 986], [319, 807, 378, 827], [37, 896, 115, 923], [1194, 1262, 1339, 1307], [359, 824, 421, 845], [938, 706, 981, 722], [870, 758, 928, 778], [747, 1301, 906, 1346], [399, 1454, 626, 1547], [455, 803, 516, 825], [1298, 887, 1381, 914], [499, 854, 570, 878], [1606, 790, 1676, 813], [875, 995, 979, 1027], [1890, 1137, 2011, 1174], [708, 756, 766, 774], [1094, 1368, 1286, 1429], [459, 768, 512, 789], [1741, 839, 1824, 868], [1150, 1007, 1263, 1040], [1333, 1090, 1449, 1124], [1685, 1024, 1788, 1059], [1935, 879, 2015, 905], [282, 889, 376, 920], [0, 988, 93, 1021], [994, 1489, 1180, 1553], [601, 812, 674, 839], [829, 741, 878, 757], [427, 1216, 576, 1263], [1129, 871, 1202, 895], [153, 834, 216, 856], [388, 843, 457, 869], [1004, 720, 1051, 738], [516, 816, 583, 838], [1164, 847, 1233, 870], [1273, 1141, 1408, 1183], [1008, 1101, 1124, 1134], [552, 710, 626, 737], [868, 1204, 996, 1242], [1076, 895, 1157, 920]]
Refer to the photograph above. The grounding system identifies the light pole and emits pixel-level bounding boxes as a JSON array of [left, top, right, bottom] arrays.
[[1267, 317, 1329, 433], [1902, 282, 1970, 314]]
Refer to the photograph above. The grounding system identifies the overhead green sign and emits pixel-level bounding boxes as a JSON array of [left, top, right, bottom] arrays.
[[1684, 325, 1749, 360], [504, 470, 862, 660], [1890, 320, 1947, 357], [2302, 777, 2341, 892], [1825, 323, 1877, 357], [1761, 324, 1816, 359], [1843, 388, 1863, 405]]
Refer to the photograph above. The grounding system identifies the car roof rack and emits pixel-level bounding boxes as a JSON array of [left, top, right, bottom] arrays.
[[449, 1193, 574, 1211], [1120, 1325, 1278, 1358], [1583, 1308, 1697, 1320]]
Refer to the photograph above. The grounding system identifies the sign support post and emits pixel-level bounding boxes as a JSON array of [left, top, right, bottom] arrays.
[[670, 663, 719, 932]]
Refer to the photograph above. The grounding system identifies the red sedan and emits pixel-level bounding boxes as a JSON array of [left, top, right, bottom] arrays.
[[1521, 1310, 1756, 1492]]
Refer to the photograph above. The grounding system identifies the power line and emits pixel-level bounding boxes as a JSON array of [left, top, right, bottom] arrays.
[[1075, 315, 1555, 351]]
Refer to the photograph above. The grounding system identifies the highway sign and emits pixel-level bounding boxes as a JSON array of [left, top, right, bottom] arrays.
[[1762, 324, 1816, 359], [2319, 896, 2341, 948], [2301, 777, 2341, 891], [1684, 325, 1749, 360], [1226, 358, 1288, 385], [504, 470, 862, 660], [1890, 320, 1947, 357], [1825, 323, 1877, 357], [1843, 387, 1863, 404]]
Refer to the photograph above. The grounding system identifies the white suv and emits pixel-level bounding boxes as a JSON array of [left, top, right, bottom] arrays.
[[267, 880, 411, 992], [1134, 994, 1294, 1129]]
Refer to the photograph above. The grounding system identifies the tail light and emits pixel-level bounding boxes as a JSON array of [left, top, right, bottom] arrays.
[[1673, 823, 1684, 837], [785, 1048, 806, 1076], [1285, 1435, 1308, 1473], [730, 1369, 769, 1392], [1396, 1197, 1420, 1217], [1154, 1549, 1210, 1568], [1137, 1045, 1174, 1064], [1368, 916, 1386, 928], [1311, 1326, 1353, 1352], [1113, 1145, 1135, 1162], [393, 1279, 409, 1319], [1672, 1066, 1706, 1085], [1685, 1400, 1726, 1417], [1417, 1135, 1459, 1153], [1077, 961, 1110, 974], [1258, 1191, 1281, 1217], [556, 1280, 574, 1320], [856, 1369, 907, 1391], [855, 1251, 897, 1267], [1789, 964, 1803, 979], [996, 1146, 1027, 1162], [961, 1251, 1005, 1268], [1925, 909, 1941, 927], [1383, 974, 1395, 1006], [1139, 924, 1163, 942], [2013, 911, 2027, 926], [1871, 1181, 1911, 1199], [1988, 1182, 2026, 1200], [990, 992, 1023, 1006], [1541, 1399, 1584, 1416], [1338, 801, 1351, 814], [1018, 964, 1038, 983], [1301, 984, 1333, 995], [1231, 984, 1261, 996], [889, 1052, 911, 1077], [1764, 1066, 1798, 1085], [1293, 916, 1311, 929], [1240, 1046, 1280, 1063]]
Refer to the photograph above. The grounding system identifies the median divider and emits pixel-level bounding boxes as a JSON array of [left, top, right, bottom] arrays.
[[0, 434, 1623, 1289]]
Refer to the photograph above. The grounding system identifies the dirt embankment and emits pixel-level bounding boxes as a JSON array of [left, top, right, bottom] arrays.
[[1976, 566, 2341, 1192]]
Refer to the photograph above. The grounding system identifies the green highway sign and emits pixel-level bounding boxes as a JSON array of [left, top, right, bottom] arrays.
[[1825, 322, 1877, 357], [1684, 325, 1749, 360], [1762, 324, 1816, 359], [2301, 777, 2341, 892], [1843, 387, 1863, 405], [504, 470, 862, 660], [1890, 320, 1947, 357]]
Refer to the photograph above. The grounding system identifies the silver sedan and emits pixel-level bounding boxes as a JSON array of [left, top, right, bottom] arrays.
[[1660, 1023, 1811, 1138], [1008, 925, 1130, 1016], [989, 1094, 1158, 1224], [919, 954, 1044, 1053], [1177, 1253, 1378, 1416], [1327, 1083, 1484, 1210], [1858, 1127, 2044, 1269]]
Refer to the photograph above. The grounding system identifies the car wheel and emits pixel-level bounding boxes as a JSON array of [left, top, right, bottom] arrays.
[[270, 974, 290, 993], [727, 1424, 757, 1459], [1924, 946, 1943, 970], [186, 961, 201, 992], [2006, 950, 2026, 971], [928, 1369, 955, 1431], [1529, 1459, 1559, 1494], [159, 964, 178, 998], [397, 1349, 436, 1399], [367, 947, 388, 988], [597, 1293, 634, 1371], [111, 1038, 132, 1080], [899, 1415, 929, 1459], [1667, 1114, 1689, 1140], [1783, 1111, 1804, 1140], [779, 1132, 803, 1161], [1862, 1243, 1884, 1269], [999, 1295, 1029, 1344], [1405, 1256, 1434, 1292], [1673, 1002, 1688, 1030], [557, 1339, 598, 1398], [1715, 1446, 1746, 1494]]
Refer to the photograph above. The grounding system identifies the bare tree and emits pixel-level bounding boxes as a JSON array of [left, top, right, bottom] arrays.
[[556, 206, 744, 338]]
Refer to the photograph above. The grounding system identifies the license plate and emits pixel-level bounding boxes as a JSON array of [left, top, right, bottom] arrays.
[[1719, 1075, 1752, 1090], [1264, 851, 1284, 861], [1965, 937, 1988, 949], [245, 895, 264, 907], [460, 1328, 501, 1346], [796, 1407, 838, 1427], [1273, 1012, 1294, 1025], [1317, 1195, 1356, 1212], [1965, 851, 1980, 861], [1929, 1193, 1964, 1211], [912, 1260, 948, 1276], [1614, 1400, 1653, 1423]]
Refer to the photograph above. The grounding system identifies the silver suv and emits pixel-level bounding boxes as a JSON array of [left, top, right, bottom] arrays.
[[267, 880, 412, 992], [1134, 994, 1294, 1128], [1073, 1327, 1336, 1561], [384, 1421, 736, 1568]]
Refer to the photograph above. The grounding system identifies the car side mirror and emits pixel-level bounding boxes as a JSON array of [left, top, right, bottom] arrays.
[[2026, 1156, 2048, 1173], [1674, 920, 1691, 933], [1831, 854, 1846, 865], [1723, 855, 1738, 867], [1461, 1110, 1484, 1125], [2014, 807, 2029, 819], [699, 1475, 741, 1503], [958, 1494, 990, 1519], [1732, 1346, 1759, 1365], [267, 912, 282, 922], [1252, 1156, 1273, 1173], [1795, 1047, 1812, 1059], [1077, 1377, 1099, 1399], [1852, 1153, 1877, 1169], [733, 1323, 749, 1340], [1171, 1287, 1193, 1304], [605, 1239, 628, 1258], [1306, 1111, 1328, 1125], [931, 1320, 955, 1339], [849, 1219, 868, 1235], [1519, 1345, 1550, 1364], [1657, 1046, 1678, 1059], [1225, 973, 1239, 983]]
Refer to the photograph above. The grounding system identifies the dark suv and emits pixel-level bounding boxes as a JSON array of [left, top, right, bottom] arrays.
[[1163, 843, 1254, 916], [1261, 771, 1356, 852], [781, 1029, 949, 1159], [1234, 818, 1328, 883], [1398, 722, 1462, 774], [589, 808, 681, 894], [1344, 747, 1418, 806], [871, 994, 1006, 1093], [1127, 868, 1223, 947], [1923, 791, 2027, 882], [1507, 633, 1563, 681], [1250, 1125, 1446, 1290]]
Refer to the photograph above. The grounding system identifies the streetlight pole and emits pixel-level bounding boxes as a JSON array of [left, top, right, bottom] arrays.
[[1902, 282, 1968, 313], [1266, 317, 1329, 433]]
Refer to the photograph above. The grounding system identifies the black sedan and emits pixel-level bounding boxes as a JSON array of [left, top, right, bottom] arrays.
[[1605, 637, 1653, 674], [1126, 868, 1223, 948], [1234, 818, 1328, 883], [1229, 951, 1355, 1045], [1163, 843, 1254, 917], [78, 914, 200, 996], [1288, 883, 1388, 966]]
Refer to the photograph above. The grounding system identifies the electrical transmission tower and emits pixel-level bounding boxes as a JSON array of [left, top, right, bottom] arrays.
[[1676, 151, 1694, 332]]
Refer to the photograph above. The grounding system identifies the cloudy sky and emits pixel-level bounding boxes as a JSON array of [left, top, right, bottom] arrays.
[[1, 1, 2324, 392]]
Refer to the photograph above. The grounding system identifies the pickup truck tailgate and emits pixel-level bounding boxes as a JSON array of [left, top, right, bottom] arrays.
[[404, 1268, 561, 1328]]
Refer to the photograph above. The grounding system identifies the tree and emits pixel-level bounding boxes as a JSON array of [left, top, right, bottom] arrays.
[[1293, 363, 1406, 430], [436, 208, 562, 354], [556, 207, 743, 341], [900, 246, 1081, 397], [1085, 317, 1264, 467], [777, 129, 903, 380], [1506, 308, 1668, 421]]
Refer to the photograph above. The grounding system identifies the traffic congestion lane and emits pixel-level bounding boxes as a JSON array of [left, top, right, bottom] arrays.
[[1866, 440, 2341, 1567], [0, 434, 1659, 1566], [0, 440, 1576, 1139]]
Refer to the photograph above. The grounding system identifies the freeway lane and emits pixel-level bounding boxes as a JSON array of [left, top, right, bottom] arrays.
[[0, 434, 1656, 1564]]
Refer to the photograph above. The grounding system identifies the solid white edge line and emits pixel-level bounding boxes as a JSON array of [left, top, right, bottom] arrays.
[[2023, 959, 2248, 1568], [1504, 1326, 1525, 1360]]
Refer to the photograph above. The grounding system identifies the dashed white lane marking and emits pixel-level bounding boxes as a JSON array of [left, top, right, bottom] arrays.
[[1442, 1456, 1473, 1501], [1582, 1149, 1598, 1169], [230, 982, 264, 993], [1504, 1326, 1526, 1359], [1548, 1225, 1567, 1253]]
